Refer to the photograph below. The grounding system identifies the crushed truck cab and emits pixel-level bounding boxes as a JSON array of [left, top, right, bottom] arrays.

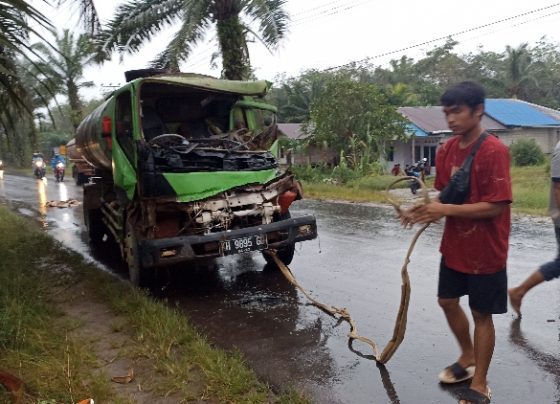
[[77, 70, 317, 285]]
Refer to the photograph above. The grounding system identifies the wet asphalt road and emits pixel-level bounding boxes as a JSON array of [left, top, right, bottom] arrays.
[[0, 173, 558, 404]]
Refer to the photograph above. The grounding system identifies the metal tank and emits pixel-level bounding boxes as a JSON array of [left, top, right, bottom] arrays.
[[75, 98, 113, 172]]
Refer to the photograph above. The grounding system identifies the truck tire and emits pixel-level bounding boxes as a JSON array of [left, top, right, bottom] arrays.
[[76, 172, 87, 186], [262, 211, 296, 268], [125, 221, 150, 287], [84, 208, 105, 243]]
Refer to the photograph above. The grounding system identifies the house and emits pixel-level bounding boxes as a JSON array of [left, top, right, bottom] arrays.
[[277, 123, 338, 167], [393, 99, 560, 170]]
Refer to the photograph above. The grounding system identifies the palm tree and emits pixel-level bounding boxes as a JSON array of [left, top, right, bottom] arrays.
[[0, 1, 100, 164], [31, 29, 99, 130], [101, 0, 289, 80], [0, 0, 100, 111], [503, 43, 535, 99]]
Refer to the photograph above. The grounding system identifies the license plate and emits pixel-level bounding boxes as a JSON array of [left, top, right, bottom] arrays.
[[221, 234, 268, 256]]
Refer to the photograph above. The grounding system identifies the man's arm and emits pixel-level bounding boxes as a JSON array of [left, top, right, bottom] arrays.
[[409, 201, 508, 224]]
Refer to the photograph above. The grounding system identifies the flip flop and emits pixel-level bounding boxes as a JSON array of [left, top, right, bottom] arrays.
[[457, 386, 492, 403], [438, 362, 475, 384]]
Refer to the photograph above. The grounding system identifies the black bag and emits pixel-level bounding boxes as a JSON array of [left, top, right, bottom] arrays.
[[438, 132, 489, 205]]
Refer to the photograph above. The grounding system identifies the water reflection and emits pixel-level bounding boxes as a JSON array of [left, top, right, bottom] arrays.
[[57, 182, 68, 201], [159, 257, 336, 391], [36, 179, 48, 228], [509, 318, 560, 401]]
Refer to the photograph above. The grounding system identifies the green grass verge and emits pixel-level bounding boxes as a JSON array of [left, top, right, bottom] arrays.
[[0, 206, 310, 403], [301, 166, 549, 216]]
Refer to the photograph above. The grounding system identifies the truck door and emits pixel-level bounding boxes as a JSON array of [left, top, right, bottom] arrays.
[[113, 90, 138, 200]]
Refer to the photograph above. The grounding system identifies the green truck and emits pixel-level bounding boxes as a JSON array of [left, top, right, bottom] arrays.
[[76, 70, 317, 285]]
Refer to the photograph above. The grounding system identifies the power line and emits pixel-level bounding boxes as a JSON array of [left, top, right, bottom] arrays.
[[324, 2, 560, 71], [289, 0, 369, 25], [184, 0, 369, 71]]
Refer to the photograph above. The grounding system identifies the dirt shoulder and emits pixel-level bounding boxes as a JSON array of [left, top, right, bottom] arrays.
[[0, 205, 307, 403]]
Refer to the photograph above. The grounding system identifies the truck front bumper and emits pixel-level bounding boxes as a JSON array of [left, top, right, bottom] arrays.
[[139, 215, 317, 268]]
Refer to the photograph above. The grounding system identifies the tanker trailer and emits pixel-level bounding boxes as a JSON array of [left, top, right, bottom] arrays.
[[77, 71, 317, 286], [66, 137, 95, 185]]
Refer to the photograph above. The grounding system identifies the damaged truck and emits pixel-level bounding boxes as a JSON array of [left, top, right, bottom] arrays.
[[76, 70, 318, 285]]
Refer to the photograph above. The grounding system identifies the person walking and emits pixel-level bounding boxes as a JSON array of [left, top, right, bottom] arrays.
[[508, 141, 560, 317], [400, 81, 512, 404]]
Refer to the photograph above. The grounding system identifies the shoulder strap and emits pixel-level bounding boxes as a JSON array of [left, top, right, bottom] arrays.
[[459, 131, 489, 172], [469, 131, 489, 157]]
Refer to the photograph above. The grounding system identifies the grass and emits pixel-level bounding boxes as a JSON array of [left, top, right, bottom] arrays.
[[0, 208, 113, 402], [0, 205, 310, 403], [301, 165, 549, 216], [510, 164, 550, 216]]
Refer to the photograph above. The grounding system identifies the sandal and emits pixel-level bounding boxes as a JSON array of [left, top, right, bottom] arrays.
[[438, 362, 475, 384], [457, 386, 492, 404]]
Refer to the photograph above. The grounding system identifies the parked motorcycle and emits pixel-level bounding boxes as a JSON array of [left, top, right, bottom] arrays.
[[33, 159, 47, 180], [408, 171, 420, 194], [54, 161, 65, 182], [404, 163, 423, 195]]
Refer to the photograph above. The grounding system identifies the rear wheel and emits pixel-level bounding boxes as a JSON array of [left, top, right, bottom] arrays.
[[263, 211, 296, 268], [125, 221, 150, 287], [84, 208, 105, 243]]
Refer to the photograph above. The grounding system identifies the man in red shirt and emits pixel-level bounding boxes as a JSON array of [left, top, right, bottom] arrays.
[[402, 81, 511, 404]]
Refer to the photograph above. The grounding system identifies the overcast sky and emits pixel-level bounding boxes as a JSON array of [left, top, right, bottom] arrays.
[[34, 0, 560, 99]]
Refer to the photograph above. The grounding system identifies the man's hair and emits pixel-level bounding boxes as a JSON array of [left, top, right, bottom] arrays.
[[440, 81, 485, 109]]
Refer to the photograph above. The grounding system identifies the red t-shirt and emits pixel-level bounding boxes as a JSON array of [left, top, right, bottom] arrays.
[[435, 134, 512, 274]]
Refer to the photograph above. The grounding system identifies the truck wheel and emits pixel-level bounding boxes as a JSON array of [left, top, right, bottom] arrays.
[[76, 172, 86, 186], [125, 221, 150, 287], [263, 211, 296, 268], [84, 208, 105, 243]]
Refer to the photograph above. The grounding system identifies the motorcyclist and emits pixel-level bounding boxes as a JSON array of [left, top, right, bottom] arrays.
[[51, 153, 66, 182], [32, 152, 44, 165], [51, 153, 65, 169], [32, 152, 46, 179]]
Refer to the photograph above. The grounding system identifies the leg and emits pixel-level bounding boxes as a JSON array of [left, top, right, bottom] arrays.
[[508, 270, 545, 318], [458, 310, 494, 403], [467, 310, 494, 398], [438, 298, 475, 368]]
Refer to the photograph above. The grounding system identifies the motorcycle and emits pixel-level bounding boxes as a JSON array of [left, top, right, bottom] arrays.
[[408, 171, 421, 194], [54, 161, 65, 182], [33, 159, 47, 180]]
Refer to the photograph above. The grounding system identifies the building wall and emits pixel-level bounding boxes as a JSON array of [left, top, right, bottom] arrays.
[[495, 127, 560, 154], [390, 136, 442, 167]]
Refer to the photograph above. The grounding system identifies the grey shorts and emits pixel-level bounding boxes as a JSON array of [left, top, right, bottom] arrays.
[[539, 226, 560, 281]]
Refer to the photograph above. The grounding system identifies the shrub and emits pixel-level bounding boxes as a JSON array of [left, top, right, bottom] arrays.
[[510, 139, 545, 166]]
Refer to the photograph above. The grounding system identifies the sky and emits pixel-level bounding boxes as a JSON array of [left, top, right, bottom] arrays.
[[33, 0, 560, 100]]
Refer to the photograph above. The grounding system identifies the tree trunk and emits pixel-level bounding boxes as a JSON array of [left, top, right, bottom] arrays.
[[216, 15, 250, 80], [66, 79, 83, 130]]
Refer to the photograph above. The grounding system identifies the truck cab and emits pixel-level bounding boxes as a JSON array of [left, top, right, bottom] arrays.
[[78, 71, 317, 285]]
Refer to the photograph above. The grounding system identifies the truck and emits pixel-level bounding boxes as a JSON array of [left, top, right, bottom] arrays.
[[75, 70, 318, 285], [66, 137, 95, 185]]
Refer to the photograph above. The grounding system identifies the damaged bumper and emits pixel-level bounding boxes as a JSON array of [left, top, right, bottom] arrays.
[[139, 215, 317, 268]]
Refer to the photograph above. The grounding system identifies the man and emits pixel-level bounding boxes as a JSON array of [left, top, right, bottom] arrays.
[[401, 81, 511, 404], [508, 141, 560, 317], [50, 153, 65, 169]]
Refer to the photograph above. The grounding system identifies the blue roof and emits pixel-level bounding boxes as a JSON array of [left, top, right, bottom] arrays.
[[405, 123, 428, 137], [485, 99, 560, 127]]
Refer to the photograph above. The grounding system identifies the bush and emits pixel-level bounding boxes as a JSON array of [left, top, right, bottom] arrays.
[[510, 139, 545, 166]]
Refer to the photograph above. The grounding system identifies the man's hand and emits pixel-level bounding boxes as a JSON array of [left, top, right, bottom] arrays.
[[409, 202, 446, 224], [399, 204, 433, 228]]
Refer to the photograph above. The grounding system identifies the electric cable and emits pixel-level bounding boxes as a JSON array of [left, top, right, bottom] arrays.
[[323, 2, 560, 71]]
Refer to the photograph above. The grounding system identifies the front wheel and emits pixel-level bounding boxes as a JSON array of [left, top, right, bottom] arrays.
[[262, 211, 296, 268]]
